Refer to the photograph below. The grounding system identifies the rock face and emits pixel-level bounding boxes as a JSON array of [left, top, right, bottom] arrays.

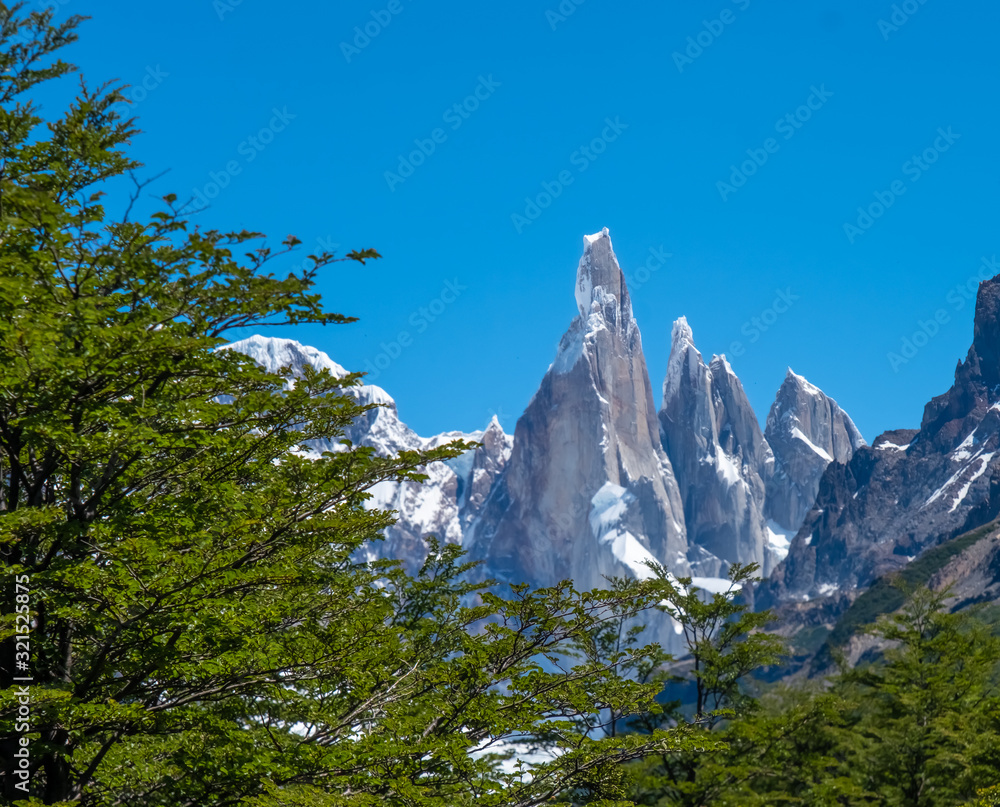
[[760, 274, 1000, 608], [929, 523, 1000, 610], [226, 232, 877, 627], [223, 335, 511, 571], [659, 319, 777, 575], [466, 229, 689, 593], [764, 369, 866, 535], [450, 415, 513, 534], [658, 325, 865, 578]]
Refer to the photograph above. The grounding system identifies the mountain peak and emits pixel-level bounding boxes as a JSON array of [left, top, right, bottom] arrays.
[[783, 367, 822, 396], [710, 353, 736, 378], [222, 335, 349, 380], [660, 320, 776, 574], [764, 268, 1000, 611], [583, 226, 611, 248], [770, 369, 864, 448], [475, 229, 687, 632], [972, 272, 1000, 388], [664, 317, 704, 402], [574, 227, 632, 324], [672, 316, 695, 348]]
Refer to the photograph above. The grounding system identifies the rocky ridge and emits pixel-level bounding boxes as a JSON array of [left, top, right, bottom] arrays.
[[465, 229, 689, 594], [760, 272, 1000, 614], [226, 231, 868, 632], [224, 334, 512, 569]]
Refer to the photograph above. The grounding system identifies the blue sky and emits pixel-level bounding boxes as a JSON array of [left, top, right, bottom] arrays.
[[46, 0, 999, 441]]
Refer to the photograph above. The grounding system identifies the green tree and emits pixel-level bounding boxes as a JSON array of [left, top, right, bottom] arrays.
[[837, 586, 1000, 806], [654, 563, 783, 729], [0, 5, 703, 805], [624, 564, 784, 805], [572, 575, 679, 741], [633, 688, 875, 807], [970, 785, 1000, 807], [628, 584, 1000, 807]]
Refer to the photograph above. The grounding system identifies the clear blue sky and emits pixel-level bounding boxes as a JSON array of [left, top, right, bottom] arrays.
[[48, 0, 999, 441]]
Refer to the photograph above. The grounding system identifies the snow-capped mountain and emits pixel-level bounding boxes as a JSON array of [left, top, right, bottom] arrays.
[[763, 369, 866, 541], [660, 318, 777, 575], [760, 271, 1000, 609], [464, 228, 689, 595], [225, 230, 868, 633], [223, 334, 511, 569], [222, 236, 1000, 664], [658, 319, 866, 578]]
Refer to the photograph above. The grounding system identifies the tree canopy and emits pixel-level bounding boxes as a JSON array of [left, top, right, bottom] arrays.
[[0, 5, 702, 805]]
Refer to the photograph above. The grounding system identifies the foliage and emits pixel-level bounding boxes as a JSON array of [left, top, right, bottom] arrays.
[[970, 786, 1000, 807], [837, 587, 1000, 805], [653, 563, 783, 728], [0, 5, 706, 805], [627, 582, 1000, 806], [619, 564, 783, 805]]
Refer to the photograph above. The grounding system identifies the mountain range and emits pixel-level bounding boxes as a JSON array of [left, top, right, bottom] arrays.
[[227, 229, 893, 651]]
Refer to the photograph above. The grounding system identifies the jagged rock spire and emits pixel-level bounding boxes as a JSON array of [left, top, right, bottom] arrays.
[[468, 229, 688, 632], [764, 368, 866, 533], [660, 319, 776, 574]]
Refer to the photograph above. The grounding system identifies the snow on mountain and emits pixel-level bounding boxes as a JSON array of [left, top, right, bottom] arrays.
[[224, 334, 350, 380], [763, 368, 866, 535], [465, 229, 689, 619], [224, 335, 511, 569], [761, 270, 1000, 610], [224, 232, 875, 628], [659, 318, 777, 575]]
